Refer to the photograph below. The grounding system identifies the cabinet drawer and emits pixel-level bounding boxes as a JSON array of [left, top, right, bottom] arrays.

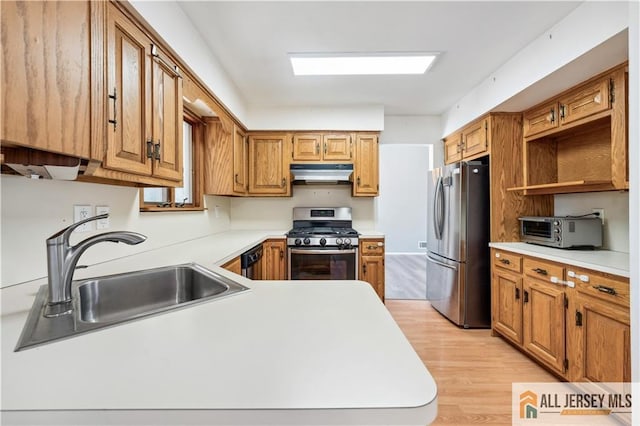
[[492, 250, 522, 273], [523, 101, 559, 137], [570, 267, 629, 308], [360, 239, 384, 255], [523, 257, 564, 282], [559, 78, 610, 125]]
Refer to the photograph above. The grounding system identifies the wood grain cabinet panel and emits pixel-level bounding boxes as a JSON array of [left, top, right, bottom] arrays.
[[221, 257, 241, 275], [491, 269, 523, 345], [248, 133, 291, 196], [559, 78, 610, 125], [461, 118, 489, 159], [353, 134, 379, 197], [233, 125, 248, 194], [443, 134, 462, 164], [359, 238, 385, 302], [523, 101, 559, 138], [322, 134, 352, 161], [262, 239, 287, 280], [291, 133, 352, 162], [292, 133, 322, 161], [1, 0, 97, 159], [522, 278, 566, 375]]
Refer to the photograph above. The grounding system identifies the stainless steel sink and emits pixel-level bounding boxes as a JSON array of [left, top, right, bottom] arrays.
[[15, 263, 250, 351]]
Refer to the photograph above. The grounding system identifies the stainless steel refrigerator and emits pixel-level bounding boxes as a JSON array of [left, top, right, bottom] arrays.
[[426, 160, 490, 328]]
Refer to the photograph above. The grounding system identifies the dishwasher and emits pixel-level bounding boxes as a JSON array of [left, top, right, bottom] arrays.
[[240, 244, 263, 279]]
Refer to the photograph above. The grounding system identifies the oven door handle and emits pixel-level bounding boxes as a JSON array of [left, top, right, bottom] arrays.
[[289, 248, 357, 255]]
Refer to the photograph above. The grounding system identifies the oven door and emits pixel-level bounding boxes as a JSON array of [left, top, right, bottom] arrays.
[[288, 248, 357, 280]]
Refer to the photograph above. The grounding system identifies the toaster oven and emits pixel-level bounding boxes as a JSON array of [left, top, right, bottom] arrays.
[[519, 216, 602, 249]]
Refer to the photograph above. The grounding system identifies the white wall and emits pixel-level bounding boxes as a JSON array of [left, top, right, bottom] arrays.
[[441, 1, 629, 135], [381, 115, 443, 167], [230, 186, 375, 231], [246, 105, 385, 131], [376, 144, 430, 253], [554, 192, 629, 253], [0, 176, 231, 287]]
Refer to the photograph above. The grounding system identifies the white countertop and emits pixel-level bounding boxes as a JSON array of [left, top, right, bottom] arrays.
[[1, 230, 436, 425], [489, 242, 630, 278]]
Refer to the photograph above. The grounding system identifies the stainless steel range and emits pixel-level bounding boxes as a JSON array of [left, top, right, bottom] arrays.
[[287, 207, 359, 280]]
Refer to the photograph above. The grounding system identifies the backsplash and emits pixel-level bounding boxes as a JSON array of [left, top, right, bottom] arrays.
[[554, 191, 629, 252], [0, 176, 232, 287]]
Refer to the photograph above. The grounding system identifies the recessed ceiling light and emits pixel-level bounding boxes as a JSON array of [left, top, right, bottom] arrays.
[[289, 53, 438, 76]]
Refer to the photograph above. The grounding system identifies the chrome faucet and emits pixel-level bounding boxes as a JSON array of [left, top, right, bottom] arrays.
[[44, 213, 146, 317]]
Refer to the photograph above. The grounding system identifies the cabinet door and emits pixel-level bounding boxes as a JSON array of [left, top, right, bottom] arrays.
[[233, 125, 248, 194], [492, 270, 523, 344], [105, 4, 153, 176], [523, 279, 566, 375], [1, 0, 92, 158], [444, 135, 462, 164], [523, 101, 559, 138], [462, 119, 488, 158], [353, 134, 379, 196], [292, 133, 322, 161], [262, 240, 287, 280], [559, 78, 610, 125], [322, 134, 352, 161], [360, 256, 385, 302], [573, 294, 630, 383], [248, 134, 290, 195], [150, 46, 182, 181]]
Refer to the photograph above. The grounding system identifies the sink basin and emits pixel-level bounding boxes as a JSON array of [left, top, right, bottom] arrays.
[[15, 263, 250, 351]]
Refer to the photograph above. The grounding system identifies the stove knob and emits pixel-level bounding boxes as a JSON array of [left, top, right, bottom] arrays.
[[320, 238, 327, 246], [295, 238, 302, 246], [303, 237, 311, 245], [336, 238, 343, 245], [344, 238, 351, 246]]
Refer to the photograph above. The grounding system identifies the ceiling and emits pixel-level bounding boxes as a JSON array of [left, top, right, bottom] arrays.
[[179, 1, 583, 116]]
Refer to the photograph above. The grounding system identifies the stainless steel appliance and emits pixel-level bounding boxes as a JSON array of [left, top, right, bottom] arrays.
[[241, 244, 263, 279], [519, 216, 603, 249], [287, 207, 358, 280], [290, 164, 353, 184], [427, 160, 490, 328]]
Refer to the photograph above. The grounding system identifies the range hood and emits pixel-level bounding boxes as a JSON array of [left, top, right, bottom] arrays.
[[290, 163, 353, 184]]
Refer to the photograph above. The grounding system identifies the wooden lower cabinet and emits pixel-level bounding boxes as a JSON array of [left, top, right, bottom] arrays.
[[522, 278, 566, 375], [491, 248, 630, 382], [221, 256, 241, 275], [262, 239, 287, 280], [359, 238, 385, 302]]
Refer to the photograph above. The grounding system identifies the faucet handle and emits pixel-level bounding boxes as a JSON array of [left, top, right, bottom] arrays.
[[47, 213, 109, 245]]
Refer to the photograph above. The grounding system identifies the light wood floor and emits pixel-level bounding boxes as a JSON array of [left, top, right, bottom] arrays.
[[386, 300, 558, 425]]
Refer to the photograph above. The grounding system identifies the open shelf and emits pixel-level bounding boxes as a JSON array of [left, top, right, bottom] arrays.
[[508, 180, 614, 195]]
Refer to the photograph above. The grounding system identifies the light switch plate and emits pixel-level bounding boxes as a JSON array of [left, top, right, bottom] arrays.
[[96, 206, 110, 229], [73, 205, 93, 232]]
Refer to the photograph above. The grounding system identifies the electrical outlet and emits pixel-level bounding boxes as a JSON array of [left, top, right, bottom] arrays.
[[591, 208, 605, 225], [96, 206, 110, 229], [418, 241, 428, 249], [73, 205, 93, 232]]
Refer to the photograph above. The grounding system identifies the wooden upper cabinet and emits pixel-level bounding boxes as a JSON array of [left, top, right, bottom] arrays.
[[291, 132, 352, 162], [1, 0, 97, 159], [292, 133, 322, 161], [559, 78, 610, 125], [102, 2, 182, 183], [233, 125, 248, 194], [353, 134, 379, 196], [443, 134, 462, 164], [248, 133, 291, 196], [322, 134, 352, 161], [523, 100, 559, 138], [462, 118, 489, 159]]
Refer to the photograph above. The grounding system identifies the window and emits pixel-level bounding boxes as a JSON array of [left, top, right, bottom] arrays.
[[140, 112, 204, 211]]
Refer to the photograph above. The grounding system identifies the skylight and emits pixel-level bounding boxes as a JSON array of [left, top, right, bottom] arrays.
[[289, 53, 437, 76]]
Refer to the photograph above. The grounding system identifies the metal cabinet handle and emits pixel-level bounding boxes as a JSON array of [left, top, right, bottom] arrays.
[[154, 142, 161, 160], [357, 176, 361, 186], [235, 173, 239, 184], [363, 264, 367, 274], [324, 143, 327, 155], [515, 288, 520, 300], [151, 44, 181, 77], [279, 249, 284, 260], [559, 104, 566, 120], [500, 258, 511, 265], [315, 143, 320, 155], [108, 87, 117, 131], [593, 285, 617, 296], [532, 268, 548, 276], [146, 140, 154, 159], [523, 290, 529, 304], [281, 178, 286, 188]]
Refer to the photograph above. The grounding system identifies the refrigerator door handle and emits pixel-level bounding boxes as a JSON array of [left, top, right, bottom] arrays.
[[427, 255, 456, 270], [432, 176, 441, 240], [435, 176, 445, 239]]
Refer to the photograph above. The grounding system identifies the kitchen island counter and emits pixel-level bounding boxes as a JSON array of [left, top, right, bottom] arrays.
[[1, 230, 437, 425]]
